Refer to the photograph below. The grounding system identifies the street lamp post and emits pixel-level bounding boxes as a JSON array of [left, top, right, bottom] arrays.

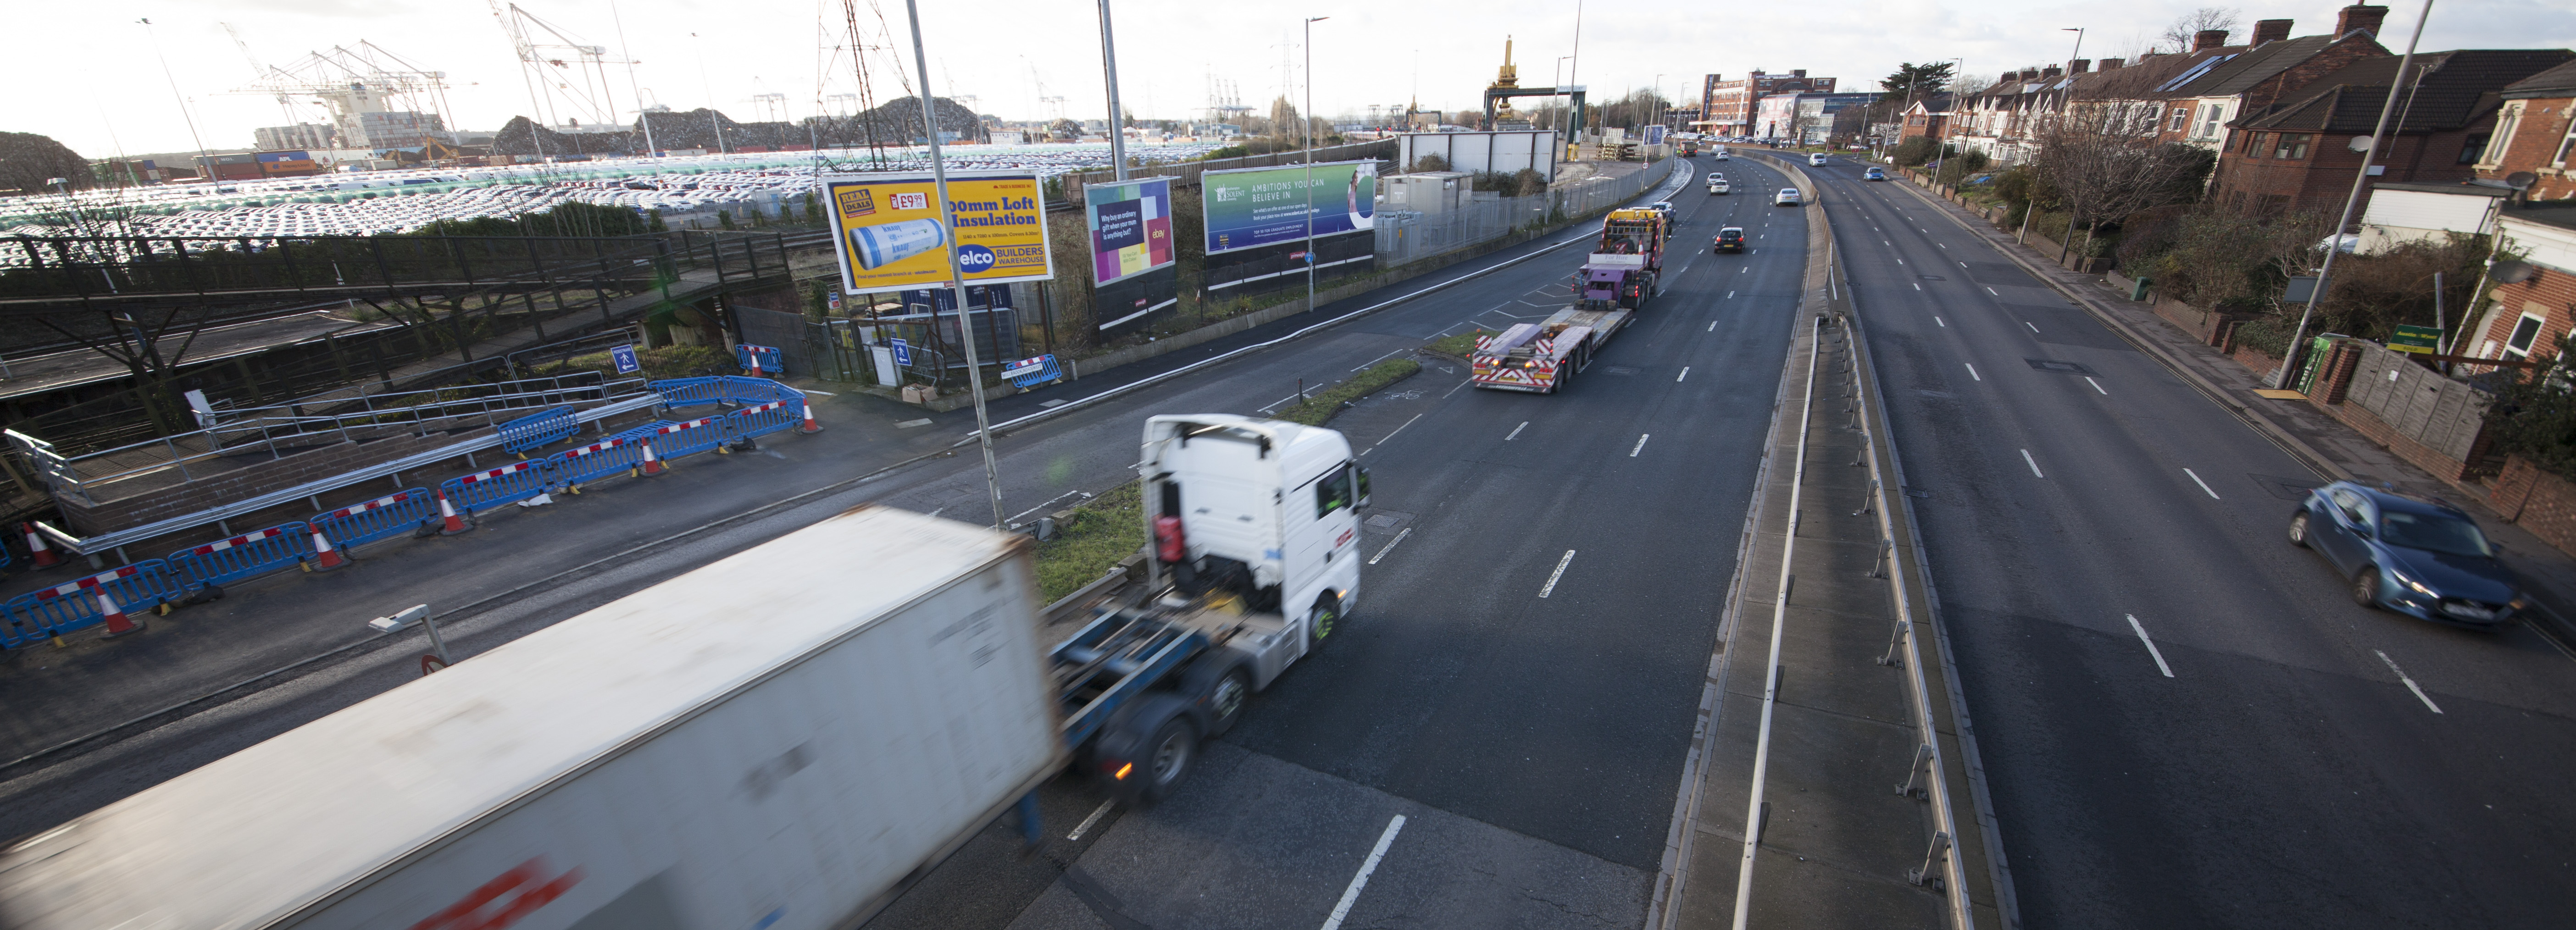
[[1099, 0, 1130, 182], [903, 0, 1009, 530], [1304, 16, 1328, 317]]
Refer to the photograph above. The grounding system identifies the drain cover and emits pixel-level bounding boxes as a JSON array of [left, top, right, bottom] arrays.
[[2025, 359, 2095, 375]]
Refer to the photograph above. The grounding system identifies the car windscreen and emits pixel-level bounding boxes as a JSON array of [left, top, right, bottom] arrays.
[[2379, 511, 2493, 558]]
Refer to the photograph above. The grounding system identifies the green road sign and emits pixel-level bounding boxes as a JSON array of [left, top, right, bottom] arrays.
[[2389, 324, 2441, 354]]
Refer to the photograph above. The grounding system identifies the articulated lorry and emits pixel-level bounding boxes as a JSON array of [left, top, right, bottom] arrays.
[[0, 415, 1366, 930], [1470, 206, 1671, 393]]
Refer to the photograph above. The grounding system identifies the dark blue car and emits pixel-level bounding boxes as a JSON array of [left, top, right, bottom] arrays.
[[2288, 481, 2523, 629]]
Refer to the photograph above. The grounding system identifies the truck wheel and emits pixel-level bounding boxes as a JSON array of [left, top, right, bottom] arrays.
[[1308, 591, 1342, 648], [1183, 660, 1254, 737], [1138, 715, 1198, 803]]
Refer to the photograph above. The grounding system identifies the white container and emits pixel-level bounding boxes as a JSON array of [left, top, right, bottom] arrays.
[[0, 506, 1062, 930]]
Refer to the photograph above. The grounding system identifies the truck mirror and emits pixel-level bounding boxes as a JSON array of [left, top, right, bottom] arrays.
[[1355, 467, 1371, 506]]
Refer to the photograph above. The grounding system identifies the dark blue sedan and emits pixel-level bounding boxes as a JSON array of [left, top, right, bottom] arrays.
[[2289, 481, 2523, 630]]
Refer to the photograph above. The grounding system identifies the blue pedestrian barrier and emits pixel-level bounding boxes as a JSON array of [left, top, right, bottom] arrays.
[[634, 415, 728, 460], [1, 562, 187, 648], [735, 343, 784, 376], [311, 488, 438, 550], [498, 406, 579, 455], [723, 398, 803, 443], [167, 523, 315, 591], [1002, 354, 1063, 389], [651, 376, 727, 410], [444, 460, 552, 512], [550, 437, 646, 489]]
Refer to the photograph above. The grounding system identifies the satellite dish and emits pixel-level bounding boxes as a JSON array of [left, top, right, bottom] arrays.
[[2348, 135, 2375, 153], [2492, 260, 2536, 285], [2505, 171, 2540, 191]]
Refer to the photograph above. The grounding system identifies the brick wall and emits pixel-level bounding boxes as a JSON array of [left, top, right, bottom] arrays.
[[2490, 455, 2576, 559], [2471, 262, 2576, 362], [2233, 343, 2282, 374], [2482, 95, 2576, 200]]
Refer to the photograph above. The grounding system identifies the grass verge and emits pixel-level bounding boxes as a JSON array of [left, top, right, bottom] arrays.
[[1425, 330, 1488, 358], [1033, 481, 1144, 603], [1277, 359, 1422, 426]]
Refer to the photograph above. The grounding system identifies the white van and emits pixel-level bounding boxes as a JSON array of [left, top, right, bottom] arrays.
[[1808, 153, 1829, 166]]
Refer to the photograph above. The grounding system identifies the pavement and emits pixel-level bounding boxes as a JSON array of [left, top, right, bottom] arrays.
[[1803, 158, 2576, 927], [1, 156, 1843, 930]]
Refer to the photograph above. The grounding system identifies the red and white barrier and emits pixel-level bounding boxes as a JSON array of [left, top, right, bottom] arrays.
[[437, 489, 470, 535], [22, 522, 60, 568], [38, 568, 151, 637], [308, 527, 346, 570]]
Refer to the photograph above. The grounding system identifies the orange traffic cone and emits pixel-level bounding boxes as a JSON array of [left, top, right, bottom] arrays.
[[638, 441, 663, 476], [96, 590, 144, 638], [23, 523, 60, 568], [309, 527, 347, 570], [437, 489, 471, 535], [798, 401, 822, 435]]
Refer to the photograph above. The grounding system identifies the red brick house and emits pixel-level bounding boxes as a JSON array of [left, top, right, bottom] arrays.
[[2212, 49, 2576, 216], [2476, 59, 2576, 200], [1899, 93, 1954, 142], [2462, 206, 2576, 368], [2153, 10, 2393, 153]]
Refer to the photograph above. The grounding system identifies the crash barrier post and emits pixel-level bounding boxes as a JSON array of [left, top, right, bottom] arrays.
[[311, 488, 438, 550], [0, 562, 188, 647], [723, 397, 805, 444], [497, 406, 580, 455], [443, 460, 552, 513], [166, 523, 315, 591], [630, 416, 727, 460], [550, 437, 646, 490]]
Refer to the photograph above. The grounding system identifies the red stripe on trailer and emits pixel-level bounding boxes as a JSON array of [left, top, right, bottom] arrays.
[[191, 527, 289, 555], [325, 491, 417, 520], [460, 462, 541, 483]]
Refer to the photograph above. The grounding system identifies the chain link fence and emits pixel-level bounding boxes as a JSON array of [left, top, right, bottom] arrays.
[[1373, 159, 1676, 267]]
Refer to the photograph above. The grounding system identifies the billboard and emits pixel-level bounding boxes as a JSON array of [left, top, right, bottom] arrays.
[[1201, 160, 1377, 255], [823, 172, 1052, 294], [1084, 177, 1175, 286]]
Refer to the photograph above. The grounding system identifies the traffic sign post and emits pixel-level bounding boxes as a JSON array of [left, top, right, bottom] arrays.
[[610, 344, 641, 375]]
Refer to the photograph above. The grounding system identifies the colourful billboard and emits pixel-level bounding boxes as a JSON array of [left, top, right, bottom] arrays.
[[1202, 160, 1377, 255], [823, 172, 1053, 294], [1085, 177, 1176, 286]]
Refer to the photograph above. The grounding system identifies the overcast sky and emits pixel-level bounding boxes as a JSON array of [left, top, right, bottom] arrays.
[[21, 0, 2575, 158]]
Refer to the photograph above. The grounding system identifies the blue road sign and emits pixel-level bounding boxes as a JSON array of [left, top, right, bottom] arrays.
[[609, 344, 641, 375], [890, 338, 913, 366]]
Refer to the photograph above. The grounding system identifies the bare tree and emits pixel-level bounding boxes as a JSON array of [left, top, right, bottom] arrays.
[[2160, 7, 2243, 50], [2032, 107, 2215, 257]]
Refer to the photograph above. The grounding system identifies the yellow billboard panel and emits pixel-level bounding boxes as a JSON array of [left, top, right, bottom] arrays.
[[824, 172, 1053, 294]]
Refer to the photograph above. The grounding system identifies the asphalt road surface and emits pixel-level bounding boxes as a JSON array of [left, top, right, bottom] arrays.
[[1804, 156, 2576, 928], [0, 156, 1824, 929]]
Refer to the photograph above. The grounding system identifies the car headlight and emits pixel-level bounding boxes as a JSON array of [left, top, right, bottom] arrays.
[[2386, 567, 2436, 597]]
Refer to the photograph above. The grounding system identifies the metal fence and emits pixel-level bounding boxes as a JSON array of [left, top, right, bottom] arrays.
[[1374, 159, 1676, 267]]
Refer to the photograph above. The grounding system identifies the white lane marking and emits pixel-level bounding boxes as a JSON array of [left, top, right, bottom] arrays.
[[1884, 239, 1891, 246], [1728, 290, 1736, 298], [1257, 390, 1304, 414], [1708, 320, 1719, 332], [1987, 286, 2000, 296], [2085, 376, 2108, 394], [1368, 527, 1414, 565], [1896, 258, 1905, 265], [1936, 316, 1946, 327], [1677, 366, 1691, 382], [1539, 550, 1578, 598], [1740, 266, 1749, 273], [896, 418, 934, 428], [2126, 614, 2176, 678], [2184, 468, 2221, 499], [2021, 448, 2044, 477], [1939, 243, 1948, 249], [1066, 799, 1116, 841], [1914, 282, 1922, 291], [1960, 261, 1968, 268], [1443, 377, 1474, 399], [1360, 413, 1424, 457], [798, 388, 838, 396], [2376, 650, 2444, 714], [2025, 321, 2040, 333], [1964, 362, 1980, 380], [1631, 433, 1653, 457], [1319, 814, 1408, 930], [1351, 348, 1406, 371], [1010, 488, 1094, 523], [1506, 421, 1529, 441]]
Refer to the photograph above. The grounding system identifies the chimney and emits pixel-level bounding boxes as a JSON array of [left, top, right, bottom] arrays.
[[1792, 69, 1807, 78], [2042, 66, 2063, 79], [2020, 68, 2039, 81], [2068, 59, 2092, 74], [2099, 58, 2124, 71], [2336, 5, 2388, 38], [2253, 19, 2294, 44], [2194, 29, 2230, 51]]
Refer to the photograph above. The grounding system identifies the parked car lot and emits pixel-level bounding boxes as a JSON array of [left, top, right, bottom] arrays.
[[2288, 481, 2524, 630]]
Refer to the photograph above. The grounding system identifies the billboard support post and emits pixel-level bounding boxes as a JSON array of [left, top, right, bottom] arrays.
[[1099, 0, 1129, 183], [904, 0, 1006, 531]]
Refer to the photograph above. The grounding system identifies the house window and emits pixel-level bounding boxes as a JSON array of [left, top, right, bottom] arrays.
[[2458, 133, 2491, 165], [2171, 107, 2191, 132], [2274, 134, 2311, 159], [2558, 124, 2576, 168], [2198, 104, 2225, 138], [2482, 104, 2521, 168], [2505, 312, 2548, 360]]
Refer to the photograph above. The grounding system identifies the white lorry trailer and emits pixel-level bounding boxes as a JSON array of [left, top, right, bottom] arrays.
[[0, 416, 1366, 930]]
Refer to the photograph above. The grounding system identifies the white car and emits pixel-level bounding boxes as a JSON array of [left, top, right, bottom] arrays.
[[1708, 180, 1730, 195], [1775, 188, 1803, 206], [1649, 200, 1676, 219], [1808, 153, 1829, 166], [1712, 151, 1730, 161]]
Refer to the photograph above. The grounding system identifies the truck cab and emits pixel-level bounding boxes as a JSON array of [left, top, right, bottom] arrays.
[[1140, 415, 1366, 688]]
